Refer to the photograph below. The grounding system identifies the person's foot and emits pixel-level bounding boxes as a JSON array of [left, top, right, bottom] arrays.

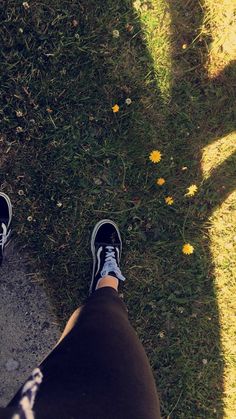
[[0, 192, 12, 266], [90, 219, 125, 294]]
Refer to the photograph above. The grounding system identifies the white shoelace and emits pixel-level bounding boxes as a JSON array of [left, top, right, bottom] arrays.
[[100, 245, 125, 281]]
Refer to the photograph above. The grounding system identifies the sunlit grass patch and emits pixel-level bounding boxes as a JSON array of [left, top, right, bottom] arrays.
[[201, 132, 236, 178], [209, 191, 236, 418], [133, 0, 172, 101], [201, 130, 236, 417], [203, 0, 236, 77]]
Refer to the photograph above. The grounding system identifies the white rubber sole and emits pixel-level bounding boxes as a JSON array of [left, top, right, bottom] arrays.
[[0, 192, 13, 229], [90, 219, 122, 293]]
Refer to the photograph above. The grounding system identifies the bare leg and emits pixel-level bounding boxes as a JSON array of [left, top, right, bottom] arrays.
[[96, 275, 118, 291], [56, 307, 84, 346]]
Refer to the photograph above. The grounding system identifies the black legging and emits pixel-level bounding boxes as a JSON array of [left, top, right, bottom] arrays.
[[5, 287, 161, 419]]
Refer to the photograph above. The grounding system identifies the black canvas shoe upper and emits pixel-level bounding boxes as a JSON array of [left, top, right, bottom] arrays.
[[90, 220, 125, 294]]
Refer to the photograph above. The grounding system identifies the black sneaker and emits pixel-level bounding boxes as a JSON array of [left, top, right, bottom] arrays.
[[90, 219, 125, 294], [0, 192, 12, 266]]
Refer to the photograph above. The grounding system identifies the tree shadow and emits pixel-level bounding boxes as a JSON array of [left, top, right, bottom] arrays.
[[75, 0, 236, 416], [1, 0, 236, 416]]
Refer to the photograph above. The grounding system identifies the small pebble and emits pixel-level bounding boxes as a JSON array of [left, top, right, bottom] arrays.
[[5, 359, 19, 372]]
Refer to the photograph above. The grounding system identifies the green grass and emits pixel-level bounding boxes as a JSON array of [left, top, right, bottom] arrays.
[[1, 0, 236, 417]]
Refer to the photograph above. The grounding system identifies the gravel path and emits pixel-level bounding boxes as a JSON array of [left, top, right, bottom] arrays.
[[0, 243, 60, 407]]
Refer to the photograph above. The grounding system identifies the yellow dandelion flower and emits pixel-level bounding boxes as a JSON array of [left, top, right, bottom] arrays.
[[182, 43, 187, 50], [149, 150, 162, 163], [165, 196, 174, 205], [157, 178, 165, 186], [112, 104, 119, 113], [185, 184, 198, 197], [182, 243, 194, 255]]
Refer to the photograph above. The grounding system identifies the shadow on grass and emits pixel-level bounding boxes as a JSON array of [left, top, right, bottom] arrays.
[[1, 0, 236, 416]]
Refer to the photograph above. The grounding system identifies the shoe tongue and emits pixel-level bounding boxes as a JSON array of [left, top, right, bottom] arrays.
[[100, 242, 118, 247]]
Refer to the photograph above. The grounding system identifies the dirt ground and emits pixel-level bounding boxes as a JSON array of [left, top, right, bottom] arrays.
[[0, 243, 60, 407]]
